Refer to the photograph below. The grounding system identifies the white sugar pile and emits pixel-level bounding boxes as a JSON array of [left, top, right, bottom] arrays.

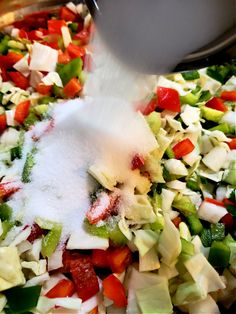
[[9, 96, 157, 237]]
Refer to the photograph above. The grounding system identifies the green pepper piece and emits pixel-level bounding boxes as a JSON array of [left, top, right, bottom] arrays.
[[5, 285, 41, 313], [53, 84, 65, 98], [68, 22, 78, 33], [10, 146, 22, 161], [0, 203, 12, 221], [56, 57, 83, 85], [201, 106, 224, 123], [164, 146, 175, 159], [208, 241, 230, 268], [0, 220, 13, 240], [145, 112, 161, 136], [0, 35, 10, 54], [209, 123, 230, 134], [163, 166, 172, 182], [24, 113, 39, 129], [210, 223, 225, 241], [200, 228, 212, 247], [22, 148, 36, 183], [199, 90, 212, 102], [186, 214, 203, 235], [180, 93, 199, 106], [41, 224, 62, 258], [181, 70, 200, 81], [186, 179, 200, 192], [83, 218, 109, 238], [172, 195, 197, 216], [108, 221, 127, 246], [38, 96, 55, 105]]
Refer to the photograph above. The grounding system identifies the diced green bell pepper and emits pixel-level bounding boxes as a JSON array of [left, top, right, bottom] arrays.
[[5, 285, 41, 313], [199, 90, 212, 102], [165, 146, 175, 159], [0, 203, 12, 221], [34, 104, 49, 116], [0, 35, 10, 54], [10, 146, 22, 161], [84, 218, 109, 238], [209, 123, 230, 133], [201, 106, 224, 123], [181, 70, 200, 81], [24, 113, 39, 128], [145, 112, 161, 136], [56, 57, 83, 85], [172, 195, 196, 216], [210, 223, 225, 241], [0, 220, 13, 241], [200, 228, 212, 247], [22, 149, 36, 183], [186, 179, 200, 192], [108, 221, 127, 246], [41, 224, 62, 258], [186, 214, 203, 235], [38, 96, 55, 105], [180, 93, 199, 106], [208, 241, 230, 268], [68, 22, 79, 32]]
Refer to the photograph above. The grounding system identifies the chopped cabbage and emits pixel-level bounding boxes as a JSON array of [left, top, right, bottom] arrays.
[[133, 230, 159, 257], [188, 294, 220, 314], [139, 247, 160, 272], [164, 159, 188, 176]]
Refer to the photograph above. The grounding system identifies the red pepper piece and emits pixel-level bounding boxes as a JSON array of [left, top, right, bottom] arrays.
[[36, 83, 52, 95], [220, 91, 236, 101], [108, 246, 132, 274], [0, 181, 21, 198], [204, 198, 225, 207], [86, 192, 120, 224], [66, 43, 86, 59], [131, 153, 145, 170], [73, 30, 90, 45], [205, 97, 227, 112], [141, 97, 158, 115], [103, 274, 127, 308], [0, 52, 23, 69], [70, 256, 99, 302], [58, 50, 71, 64], [45, 279, 75, 298], [9, 72, 29, 90], [172, 216, 182, 228], [0, 114, 7, 133], [157, 86, 181, 112], [62, 250, 82, 273], [60, 6, 77, 22], [0, 67, 8, 81], [227, 138, 236, 150], [220, 213, 236, 229], [48, 20, 67, 35], [172, 138, 195, 159], [19, 29, 28, 39], [27, 223, 44, 243], [13, 11, 49, 30], [91, 249, 110, 268], [63, 78, 82, 98], [14, 100, 31, 124]]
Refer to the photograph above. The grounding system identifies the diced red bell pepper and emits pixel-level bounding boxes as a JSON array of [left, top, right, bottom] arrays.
[[60, 6, 77, 22], [172, 138, 195, 159], [73, 30, 90, 45], [19, 29, 29, 39], [0, 52, 24, 69], [108, 246, 132, 274], [70, 256, 99, 302], [86, 192, 120, 225], [9, 72, 29, 90], [88, 307, 98, 314], [27, 30, 43, 41], [48, 20, 67, 35], [27, 223, 44, 243], [204, 198, 225, 207], [91, 249, 110, 268], [131, 154, 145, 170], [205, 97, 227, 112], [58, 50, 71, 64], [36, 83, 52, 95], [0, 181, 21, 198], [172, 216, 182, 228], [66, 43, 86, 59], [13, 11, 49, 30], [103, 274, 127, 308], [0, 67, 9, 82], [45, 279, 75, 298], [62, 250, 82, 273], [220, 91, 236, 101], [0, 114, 7, 133], [14, 100, 31, 124], [141, 97, 158, 115], [157, 86, 181, 112], [227, 138, 236, 150], [63, 78, 82, 98], [220, 213, 236, 229]]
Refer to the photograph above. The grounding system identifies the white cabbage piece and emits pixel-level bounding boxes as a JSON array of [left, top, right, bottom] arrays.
[[161, 189, 176, 212], [0, 247, 25, 291], [133, 230, 159, 257], [184, 253, 226, 293], [139, 247, 160, 272], [189, 294, 220, 314], [42, 72, 63, 87], [21, 259, 47, 276], [180, 105, 200, 126], [165, 159, 188, 176], [202, 146, 228, 172], [13, 53, 30, 77], [158, 214, 181, 267], [29, 42, 58, 72], [198, 199, 227, 223]]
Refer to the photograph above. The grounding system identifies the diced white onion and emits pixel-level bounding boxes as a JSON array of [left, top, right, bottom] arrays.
[[202, 146, 228, 172], [198, 200, 227, 223], [48, 250, 63, 271], [29, 42, 58, 72], [30, 71, 43, 88], [61, 26, 72, 48], [5, 109, 16, 127], [9, 226, 31, 247], [164, 159, 188, 176], [166, 180, 186, 190], [67, 229, 109, 250], [42, 72, 63, 87], [66, 2, 77, 14], [13, 54, 30, 77]]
